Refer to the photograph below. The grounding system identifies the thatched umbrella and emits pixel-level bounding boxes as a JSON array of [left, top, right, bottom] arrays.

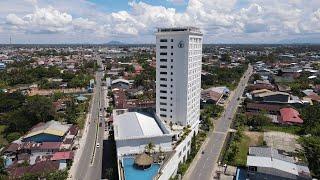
[[134, 153, 153, 169]]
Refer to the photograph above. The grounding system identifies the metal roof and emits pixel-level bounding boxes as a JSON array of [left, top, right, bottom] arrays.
[[247, 147, 310, 177], [247, 156, 299, 175], [24, 120, 71, 139], [114, 112, 164, 140]]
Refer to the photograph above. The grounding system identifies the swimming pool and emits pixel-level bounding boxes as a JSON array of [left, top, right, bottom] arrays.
[[123, 157, 160, 180]]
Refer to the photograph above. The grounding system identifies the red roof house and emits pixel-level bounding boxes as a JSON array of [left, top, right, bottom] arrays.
[[51, 151, 74, 161], [280, 108, 303, 124]]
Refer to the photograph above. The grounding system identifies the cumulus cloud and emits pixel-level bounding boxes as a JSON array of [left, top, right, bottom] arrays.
[[6, 14, 26, 25], [73, 17, 96, 31], [2, 0, 320, 43], [6, 6, 73, 33]]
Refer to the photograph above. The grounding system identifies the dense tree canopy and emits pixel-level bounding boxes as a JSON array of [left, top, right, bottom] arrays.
[[202, 65, 247, 89], [4, 95, 55, 134], [300, 104, 320, 178]]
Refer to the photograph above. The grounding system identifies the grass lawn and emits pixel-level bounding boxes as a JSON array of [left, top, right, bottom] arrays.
[[234, 134, 250, 167], [0, 125, 8, 148]]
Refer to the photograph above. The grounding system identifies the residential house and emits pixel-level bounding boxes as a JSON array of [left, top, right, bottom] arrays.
[[201, 86, 229, 105], [246, 103, 281, 115], [247, 147, 311, 180], [279, 108, 303, 125], [22, 121, 72, 143], [111, 78, 131, 90], [253, 91, 290, 104]]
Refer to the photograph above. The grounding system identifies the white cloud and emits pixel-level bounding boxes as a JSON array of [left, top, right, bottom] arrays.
[[24, 6, 72, 27], [2, 0, 320, 43], [6, 6, 73, 33], [24, 0, 37, 5], [6, 14, 26, 25], [73, 17, 96, 30]]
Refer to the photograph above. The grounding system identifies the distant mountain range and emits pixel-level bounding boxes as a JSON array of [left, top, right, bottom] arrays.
[[105, 41, 124, 45]]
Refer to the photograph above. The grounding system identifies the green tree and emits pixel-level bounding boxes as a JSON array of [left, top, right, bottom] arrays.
[[20, 173, 38, 180], [301, 104, 320, 136], [252, 74, 261, 81], [247, 112, 270, 130], [145, 142, 155, 153], [4, 95, 55, 133], [0, 91, 25, 113], [65, 100, 78, 124], [0, 157, 8, 179], [6, 132, 21, 142], [106, 106, 113, 115], [46, 170, 68, 180], [190, 133, 197, 157], [220, 53, 232, 63], [299, 136, 320, 178]]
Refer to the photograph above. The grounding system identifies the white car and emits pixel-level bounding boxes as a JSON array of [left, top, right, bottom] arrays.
[[96, 143, 100, 148]]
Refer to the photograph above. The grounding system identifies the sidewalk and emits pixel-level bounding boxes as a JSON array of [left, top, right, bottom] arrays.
[[68, 80, 97, 179]]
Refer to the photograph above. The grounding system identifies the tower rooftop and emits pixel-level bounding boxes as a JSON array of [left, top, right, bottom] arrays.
[[157, 27, 202, 34]]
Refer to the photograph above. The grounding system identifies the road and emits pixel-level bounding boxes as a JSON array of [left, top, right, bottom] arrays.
[[184, 64, 253, 180], [71, 56, 107, 180]]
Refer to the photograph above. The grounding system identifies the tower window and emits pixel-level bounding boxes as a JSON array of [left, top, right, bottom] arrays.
[[160, 46, 167, 49], [160, 39, 167, 42]]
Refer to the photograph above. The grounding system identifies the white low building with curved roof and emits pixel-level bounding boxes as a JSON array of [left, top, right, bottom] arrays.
[[114, 112, 173, 156]]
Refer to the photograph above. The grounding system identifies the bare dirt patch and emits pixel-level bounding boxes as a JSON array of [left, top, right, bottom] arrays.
[[244, 131, 263, 146], [264, 131, 300, 152]]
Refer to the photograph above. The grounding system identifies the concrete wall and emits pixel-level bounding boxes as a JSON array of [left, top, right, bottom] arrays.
[[115, 135, 173, 156], [158, 124, 199, 180]]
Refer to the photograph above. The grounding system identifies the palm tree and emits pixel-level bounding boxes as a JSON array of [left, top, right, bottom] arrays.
[[145, 142, 155, 154]]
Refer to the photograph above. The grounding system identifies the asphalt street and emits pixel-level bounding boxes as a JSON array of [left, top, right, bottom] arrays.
[[73, 56, 106, 180], [184, 64, 253, 180]]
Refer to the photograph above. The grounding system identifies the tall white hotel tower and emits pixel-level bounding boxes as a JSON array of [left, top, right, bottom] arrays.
[[156, 27, 203, 128]]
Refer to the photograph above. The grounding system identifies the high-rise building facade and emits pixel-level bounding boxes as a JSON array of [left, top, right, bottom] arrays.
[[155, 27, 203, 127]]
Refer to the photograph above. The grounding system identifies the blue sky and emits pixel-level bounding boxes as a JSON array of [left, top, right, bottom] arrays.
[[88, 0, 188, 13], [0, 0, 320, 44]]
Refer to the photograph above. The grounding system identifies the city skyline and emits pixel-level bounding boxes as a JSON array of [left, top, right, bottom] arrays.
[[0, 0, 320, 44]]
